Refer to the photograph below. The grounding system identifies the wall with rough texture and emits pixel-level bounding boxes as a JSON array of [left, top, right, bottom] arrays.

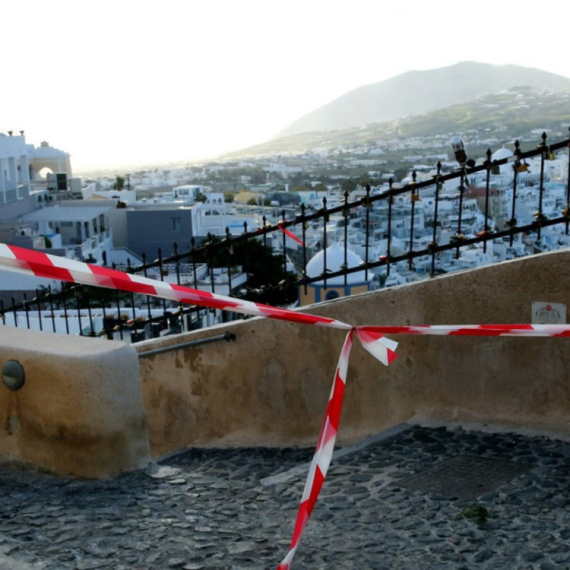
[[0, 328, 149, 477], [3, 249, 570, 476], [137, 249, 570, 459]]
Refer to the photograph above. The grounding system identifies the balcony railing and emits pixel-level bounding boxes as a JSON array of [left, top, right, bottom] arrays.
[[122, 131, 570, 290], [2, 131, 570, 341]]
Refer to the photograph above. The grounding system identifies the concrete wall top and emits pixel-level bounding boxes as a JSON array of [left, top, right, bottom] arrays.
[[0, 328, 149, 477]]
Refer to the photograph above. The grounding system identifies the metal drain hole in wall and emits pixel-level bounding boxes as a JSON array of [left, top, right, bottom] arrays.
[[395, 455, 532, 500]]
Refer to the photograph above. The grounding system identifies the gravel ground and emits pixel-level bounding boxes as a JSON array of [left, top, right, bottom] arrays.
[[1, 424, 570, 569]]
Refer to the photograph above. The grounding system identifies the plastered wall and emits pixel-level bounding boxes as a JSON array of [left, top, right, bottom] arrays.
[[0, 328, 149, 477], [137, 249, 570, 459], [3, 249, 570, 477]]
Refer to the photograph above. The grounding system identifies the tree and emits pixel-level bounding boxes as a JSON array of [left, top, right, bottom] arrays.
[[224, 191, 235, 203], [394, 167, 409, 182], [341, 179, 357, 193], [358, 175, 374, 187], [114, 176, 125, 190], [195, 237, 297, 305], [249, 170, 267, 184]]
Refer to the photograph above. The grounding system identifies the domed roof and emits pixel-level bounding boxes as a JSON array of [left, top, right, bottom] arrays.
[[492, 147, 514, 175], [492, 147, 513, 162], [306, 242, 369, 285]]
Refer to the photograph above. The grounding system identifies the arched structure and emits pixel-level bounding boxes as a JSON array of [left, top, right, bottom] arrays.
[[28, 141, 72, 180]]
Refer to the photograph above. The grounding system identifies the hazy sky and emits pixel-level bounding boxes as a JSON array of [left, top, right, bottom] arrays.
[[3, 0, 569, 173]]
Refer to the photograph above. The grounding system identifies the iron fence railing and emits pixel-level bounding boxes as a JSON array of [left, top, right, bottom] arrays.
[[2, 131, 570, 342]]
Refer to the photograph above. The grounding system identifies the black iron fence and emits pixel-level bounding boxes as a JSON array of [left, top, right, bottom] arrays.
[[2, 131, 570, 341]]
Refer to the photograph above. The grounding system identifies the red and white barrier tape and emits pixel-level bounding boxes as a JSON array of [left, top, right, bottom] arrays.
[[0, 244, 396, 568], [358, 324, 570, 337], [277, 223, 305, 246], [278, 330, 353, 569], [1, 243, 570, 568]]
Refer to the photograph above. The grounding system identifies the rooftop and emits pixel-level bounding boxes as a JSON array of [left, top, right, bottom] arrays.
[[1, 423, 569, 569], [21, 205, 111, 223]]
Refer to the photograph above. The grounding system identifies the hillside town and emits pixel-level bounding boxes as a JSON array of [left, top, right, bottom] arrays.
[[1, 128, 569, 338]]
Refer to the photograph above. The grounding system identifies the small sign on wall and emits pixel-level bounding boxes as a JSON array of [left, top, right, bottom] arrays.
[[532, 302, 566, 324]]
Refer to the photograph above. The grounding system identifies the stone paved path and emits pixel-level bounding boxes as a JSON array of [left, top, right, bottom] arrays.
[[1, 425, 570, 569]]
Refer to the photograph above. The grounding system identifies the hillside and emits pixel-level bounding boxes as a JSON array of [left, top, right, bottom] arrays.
[[222, 87, 570, 160], [276, 62, 570, 139]]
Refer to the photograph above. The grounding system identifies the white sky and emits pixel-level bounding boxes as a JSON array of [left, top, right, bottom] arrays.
[[2, 0, 569, 173]]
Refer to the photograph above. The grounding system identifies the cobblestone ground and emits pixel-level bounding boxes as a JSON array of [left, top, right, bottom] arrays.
[[1, 425, 570, 569]]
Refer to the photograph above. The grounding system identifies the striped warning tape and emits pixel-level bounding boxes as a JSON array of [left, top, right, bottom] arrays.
[[0, 243, 569, 568]]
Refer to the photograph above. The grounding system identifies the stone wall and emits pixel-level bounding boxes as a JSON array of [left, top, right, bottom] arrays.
[[137, 249, 570, 459]]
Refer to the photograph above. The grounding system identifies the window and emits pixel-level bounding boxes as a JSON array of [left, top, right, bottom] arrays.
[[325, 290, 340, 301], [171, 217, 182, 232]]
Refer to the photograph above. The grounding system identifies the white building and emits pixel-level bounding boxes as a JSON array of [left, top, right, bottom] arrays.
[[0, 132, 33, 221], [19, 202, 113, 264], [0, 132, 118, 302], [299, 242, 374, 306], [0, 133, 76, 222]]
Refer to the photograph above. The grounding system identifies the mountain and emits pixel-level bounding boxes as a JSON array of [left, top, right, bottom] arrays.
[[222, 87, 570, 160], [276, 62, 570, 138]]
